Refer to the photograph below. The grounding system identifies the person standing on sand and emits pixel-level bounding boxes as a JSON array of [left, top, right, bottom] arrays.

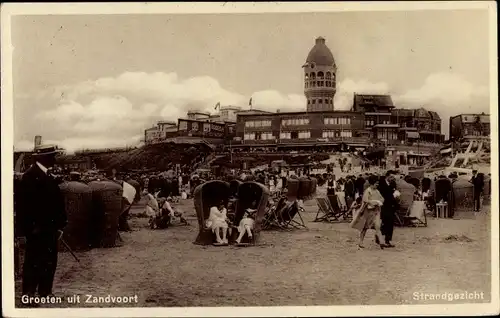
[[17, 146, 67, 305], [350, 175, 385, 249]]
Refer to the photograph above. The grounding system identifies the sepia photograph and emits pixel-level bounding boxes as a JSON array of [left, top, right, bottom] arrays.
[[1, 2, 498, 317]]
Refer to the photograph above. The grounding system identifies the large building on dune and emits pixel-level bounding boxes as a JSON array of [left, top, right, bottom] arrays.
[[232, 36, 444, 151], [143, 36, 445, 151], [449, 113, 490, 140]]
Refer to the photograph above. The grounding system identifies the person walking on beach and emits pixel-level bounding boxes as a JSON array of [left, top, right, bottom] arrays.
[[350, 175, 385, 249], [378, 170, 399, 248]]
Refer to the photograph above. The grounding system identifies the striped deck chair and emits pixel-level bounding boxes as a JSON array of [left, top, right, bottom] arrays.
[[314, 196, 350, 222]]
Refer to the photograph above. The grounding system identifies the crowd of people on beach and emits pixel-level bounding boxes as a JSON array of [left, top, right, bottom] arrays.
[[14, 143, 490, 307]]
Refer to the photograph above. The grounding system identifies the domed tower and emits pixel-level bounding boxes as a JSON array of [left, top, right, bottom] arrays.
[[303, 37, 337, 112]]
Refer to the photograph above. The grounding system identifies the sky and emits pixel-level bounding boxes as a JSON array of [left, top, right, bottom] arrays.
[[10, 8, 492, 153]]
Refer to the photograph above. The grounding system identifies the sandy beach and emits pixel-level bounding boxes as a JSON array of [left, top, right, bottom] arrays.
[[14, 197, 491, 308]]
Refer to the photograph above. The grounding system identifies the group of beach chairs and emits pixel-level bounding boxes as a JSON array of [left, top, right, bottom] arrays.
[[261, 190, 307, 230], [313, 190, 427, 228]]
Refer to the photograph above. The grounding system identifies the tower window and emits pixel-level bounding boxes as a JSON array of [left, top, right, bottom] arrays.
[[326, 72, 331, 79], [316, 81, 320, 86], [310, 72, 316, 79], [317, 71, 324, 79]]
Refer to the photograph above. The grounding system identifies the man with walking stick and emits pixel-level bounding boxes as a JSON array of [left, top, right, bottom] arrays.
[[17, 145, 67, 307]]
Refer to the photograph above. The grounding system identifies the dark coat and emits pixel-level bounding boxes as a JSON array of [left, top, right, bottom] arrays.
[[378, 180, 398, 213], [344, 179, 355, 197], [16, 164, 67, 236], [471, 174, 484, 193]]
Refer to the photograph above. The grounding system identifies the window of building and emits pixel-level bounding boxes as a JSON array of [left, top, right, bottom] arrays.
[[317, 71, 324, 79], [192, 122, 199, 131], [280, 132, 291, 139], [322, 130, 335, 138], [244, 133, 255, 140], [203, 123, 211, 132], [340, 130, 352, 137], [326, 72, 331, 79], [179, 121, 188, 131], [298, 131, 311, 139], [261, 132, 274, 140], [282, 118, 310, 126], [245, 120, 271, 128], [312, 100, 316, 104]]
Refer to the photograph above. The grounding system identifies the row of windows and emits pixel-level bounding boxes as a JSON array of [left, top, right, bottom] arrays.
[[365, 120, 390, 126], [324, 117, 351, 125], [308, 99, 333, 105], [244, 130, 356, 140], [282, 118, 310, 126], [244, 132, 275, 140], [245, 120, 272, 128], [305, 72, 336, 80], [377, 131, 399, 140], [322, 130, 353, 138], [305, 81, 336, 88]]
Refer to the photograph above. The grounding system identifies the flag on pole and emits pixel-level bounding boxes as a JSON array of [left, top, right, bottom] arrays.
[[249, 97, 253, 108], [214, 102, 221, 110]]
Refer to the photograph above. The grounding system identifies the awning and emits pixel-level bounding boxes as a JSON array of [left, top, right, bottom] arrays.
[[406, 131, 420, 139]]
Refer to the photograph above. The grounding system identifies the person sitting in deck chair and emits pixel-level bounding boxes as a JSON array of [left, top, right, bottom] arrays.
[[235, 201, 258, 245], [206, 201, 230, 245], [162, 197, 188, 226]]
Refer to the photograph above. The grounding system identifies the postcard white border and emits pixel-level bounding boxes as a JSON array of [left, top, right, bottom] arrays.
[[1, 2, 498, 317]]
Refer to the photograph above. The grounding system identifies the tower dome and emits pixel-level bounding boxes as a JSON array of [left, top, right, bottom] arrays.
[[305, 37, 335, 66], [303, 37, 337, 112]]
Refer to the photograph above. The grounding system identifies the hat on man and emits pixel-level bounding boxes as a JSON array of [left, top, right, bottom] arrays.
[[32, 145, 59, 157]]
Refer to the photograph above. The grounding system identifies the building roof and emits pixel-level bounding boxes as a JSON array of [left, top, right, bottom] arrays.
[[236, 109, 273, 115], [428, 111, 440, 120], [157, 120, 176, 126], [354, 94, 395, 109], [392, 109, 415, 117], [237, 109, 362, 117], [414, 108, 431, 118], [305, 37, 335, 66]]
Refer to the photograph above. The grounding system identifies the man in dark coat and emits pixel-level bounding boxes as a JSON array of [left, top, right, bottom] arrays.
[[355, 174, 365, 197], [17, 145, 67, 300], [470, 170, 484, 212], [378, 170, 398, 247]]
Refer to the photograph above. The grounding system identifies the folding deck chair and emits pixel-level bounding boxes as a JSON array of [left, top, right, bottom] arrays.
[[263, 196, 306, 230], [314, 196, 351, 223], [277, 199, 307, 229]]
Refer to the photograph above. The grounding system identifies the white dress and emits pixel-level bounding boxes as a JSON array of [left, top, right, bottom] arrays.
[[206, 207, 228, 232], [145, 193, 160, 218]]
